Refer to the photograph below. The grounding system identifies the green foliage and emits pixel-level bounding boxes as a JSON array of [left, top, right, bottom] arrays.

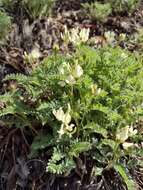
[[0, 10, 11, 41], [29, 134, 54, 157], [0, 44, 143, 187], [23, 0, 55, 19], [69, 141, 91, 157], [83, 2, 112, 22], [46, 147, 75, 175], [115, 164, 136, 190], [108, 0, 140, 14], [127, 28, 143, 52], [0, 0, 16, 9], [82, 0, 140, 21], [0, 0, 55, 19]]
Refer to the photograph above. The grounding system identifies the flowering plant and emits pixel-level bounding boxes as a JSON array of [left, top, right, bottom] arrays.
[[0, 44, 143, 188], [61, 26, 90, 46]]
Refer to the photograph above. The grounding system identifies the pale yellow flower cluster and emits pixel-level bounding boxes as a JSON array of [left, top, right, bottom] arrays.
[[58, 61, 83, 86], [53, 104, 76, 138], [104, 31, 115, 44], [61, 26, 90, 46], [23, 47, 41, 66]]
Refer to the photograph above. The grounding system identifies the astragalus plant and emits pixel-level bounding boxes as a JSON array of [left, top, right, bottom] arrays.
[[82, 1, 112, 22], [0, 36, 143, 189]]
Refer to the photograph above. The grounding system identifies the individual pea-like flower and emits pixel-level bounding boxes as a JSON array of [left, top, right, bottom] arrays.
[[91, 84, 98, 94], [122, 142, 134, 150], [97, 88, 101, 95], [128, 126, 138, 136], [65, 75, 76, 85], [119, 33, 126, 41], [79, 28, 90, 43], [53, 104, 71, 124], [58, 81, 66, 87], [91, 84, 102, 95], [65, 123, 75, 132], [61, 25, 70, 44], [53, 107, 65, 122], [120, 52, 127, 59], [73, 64, 83, 78], [59, 66, 65, 75], [31, 47, 41, 59], [69, 28, 80, 45], [59, 123, 76, 138]]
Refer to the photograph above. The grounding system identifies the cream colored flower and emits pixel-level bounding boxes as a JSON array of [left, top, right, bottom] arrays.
[[68, 28, 79, 45], [53, 105, 71, 124], [122, 142, 134, 150], [63, 112, 71, 125], [116, 126, 129, 142], [59, 61, 83, 85], [73, 64, 83, 78], [104, 31, 115, 44], [65, 123, 75, 132], [91, 84, 98, 94], [58, 81, 66, 87], [120, 52, 127, 59], [65, 75, 76, 85], [23, 46, 41, 68], [79, 28, 90, 43], [129, 126, 138, 136], [59, 66, 65, 75], [53, 104, 76, 138], [119, 33, 126, 41], [61, 26, 89, 46], [91, 84, 102, 95], [53, 107, 65, 122], [116, 125, 137, 143], [31, 48, 41, 59], [59, 62, 71, 75], [97, 88, 102, 95], [61, 25, 70, 43], [70, 27, 89, 46], [58, 123, 75, 138]]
